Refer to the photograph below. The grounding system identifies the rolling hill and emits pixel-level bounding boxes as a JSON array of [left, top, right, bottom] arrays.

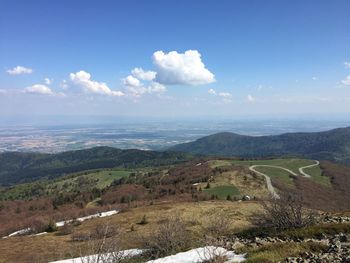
[[169, 127, 350, 164], [0, 146, 193, 186]]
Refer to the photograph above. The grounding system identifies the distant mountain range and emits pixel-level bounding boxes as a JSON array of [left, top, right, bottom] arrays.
[[2, 127, 350, 186], [0, 147, 192, 186], [170, 127, 350, 164]]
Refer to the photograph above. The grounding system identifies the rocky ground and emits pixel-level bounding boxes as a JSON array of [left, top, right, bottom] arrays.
[[227, 216, 350, 263]]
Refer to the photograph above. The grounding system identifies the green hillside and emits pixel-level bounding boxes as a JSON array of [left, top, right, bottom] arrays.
[[0, 146, 193, 186], [170, 127, 350, 164]]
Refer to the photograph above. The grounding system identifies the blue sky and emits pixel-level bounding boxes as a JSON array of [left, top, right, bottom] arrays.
[[1, 0, 350, 121]]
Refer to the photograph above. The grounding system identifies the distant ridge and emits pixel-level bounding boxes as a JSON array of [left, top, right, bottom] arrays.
[[0, 146, 192, 186], [169, 127, 350, 164]]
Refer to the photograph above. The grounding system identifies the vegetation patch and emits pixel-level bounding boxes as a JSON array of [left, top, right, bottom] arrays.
[[253, 166, 295, 187], [203, 185, 240, 199], [242, 242, 327, 263]]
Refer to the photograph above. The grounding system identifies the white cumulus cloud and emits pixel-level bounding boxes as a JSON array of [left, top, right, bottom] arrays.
[[123, 72, 166, 98], [344, 62, 350, 68], [131, 68, 156, 81], [24, 84, 53, 95], [153, 50, 215, 85], [70, 70, 124, 97], [123, 75, 142, 88], [147, 82, 166, 94], [7, 66, 33, 75], [341, 76, 350, 85]]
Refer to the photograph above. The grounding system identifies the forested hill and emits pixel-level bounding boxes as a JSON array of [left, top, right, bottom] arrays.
[[169, 127, 350, 164], [0, 146, 193, 186]]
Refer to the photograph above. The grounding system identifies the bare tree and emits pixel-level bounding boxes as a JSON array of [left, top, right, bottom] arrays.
[[203, 212, 232, 238], [71, 223, 129, 263], [254, 191, 316, 230], [140, 216, 191, 259]]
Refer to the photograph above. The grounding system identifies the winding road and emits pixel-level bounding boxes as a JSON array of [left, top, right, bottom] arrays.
[[249, 160, 320, 199], [249, 165, 281, 199], [298, 160, 320, 178]]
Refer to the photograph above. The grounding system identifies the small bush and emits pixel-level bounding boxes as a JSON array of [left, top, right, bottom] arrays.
[[253, 192, 316, 230], [203, 212, 232, 238], [71, 232, 91, 242], [138, 215, 148, 225], [70, 224, 126, 262], [57, 223, 73, 236], [45, 219, 57, 232], [141, 216, 191, 259], [91, 224, 117, 239], [29, 218, 48, 234]]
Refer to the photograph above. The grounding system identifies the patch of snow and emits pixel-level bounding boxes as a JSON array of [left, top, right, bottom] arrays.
[[56, 210, 119, 227], [2, 210, 119, 238], [49, 248, 144, 263], [31, 232, 47, 236], [146, 246, 245, 263], [3, 227, 31, 238]]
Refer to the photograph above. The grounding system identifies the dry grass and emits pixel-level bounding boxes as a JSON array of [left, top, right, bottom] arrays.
[[0, 200, 260, 263], [241, 242, 327, 263]]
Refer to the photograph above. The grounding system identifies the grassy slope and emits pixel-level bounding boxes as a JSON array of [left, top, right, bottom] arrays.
[[49, 169, 132, 192], [230, 158, 330, 187], [231, 158, 314, 174], [253, 166, 295, 187], [0, 201, 260, 263], [203, 185, 240, 199], [0, 146, 194, 186], [208, 159, 302, 194], [0, 168, 133, 200]]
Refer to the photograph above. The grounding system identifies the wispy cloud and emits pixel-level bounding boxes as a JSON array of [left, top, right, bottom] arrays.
[[341, 76, 350, 85], [247, 94, 255, 102], [44, 78, 52, 85]]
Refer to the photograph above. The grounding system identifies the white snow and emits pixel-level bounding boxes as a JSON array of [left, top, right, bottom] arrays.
[[2, 227, 31, 239], [56, 210, 119, 227], [31, 232, 47, 236], [49, 249, 144, 263], [50, 247, 245, 263], [146, 246, 245, 263], [2, 210, 119, 238]]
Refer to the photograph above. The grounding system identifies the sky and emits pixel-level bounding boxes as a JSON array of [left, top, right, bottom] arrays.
[[1, 0, 350, 122]]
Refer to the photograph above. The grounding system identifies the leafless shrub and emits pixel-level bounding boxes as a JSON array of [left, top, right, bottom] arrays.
[[140, 216, 191, 259], [57, 223, 74, 236], [254, 191, 316, 230], [28, 218, 48, 234], [71, 231, 91, 242], [198, 237, 230, 263], [71, 223, 128, 263], [91, 225, 117, 239], [203, 212, 231, 238]]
